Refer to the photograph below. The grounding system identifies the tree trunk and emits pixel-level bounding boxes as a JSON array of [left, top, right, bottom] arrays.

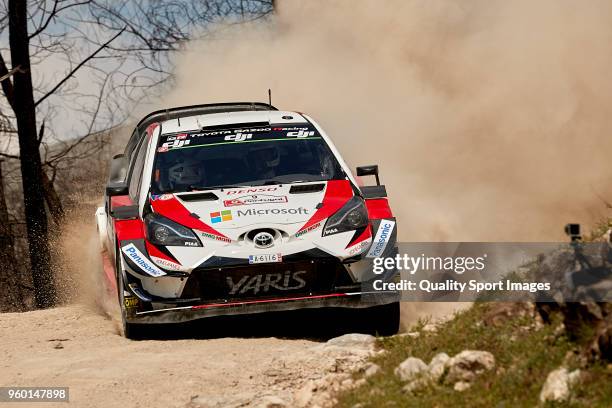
[[0, 160, 24, 311], [8, 0, 55, 308], [42, 170, 64, 223]]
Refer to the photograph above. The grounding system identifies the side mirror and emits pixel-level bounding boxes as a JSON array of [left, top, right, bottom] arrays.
[[356, 165, 380, 186], [106, 181, 129, 197], [109, 153, 128, 184]]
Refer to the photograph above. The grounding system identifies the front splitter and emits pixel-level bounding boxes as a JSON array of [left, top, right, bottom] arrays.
[[128, 291, 399, 324]]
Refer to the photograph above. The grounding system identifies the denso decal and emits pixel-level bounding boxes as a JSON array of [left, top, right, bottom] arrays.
[[225, 187, 280, 195], [227, 271, 307, 295], [223, 194, 288, 207], [236, 207, 309, 217], [295, 222, 321, 237], [121, 243, 166, 277], [366, 220, 395, 258]]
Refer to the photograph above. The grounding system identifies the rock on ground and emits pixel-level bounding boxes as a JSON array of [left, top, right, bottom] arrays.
[[394, 357, 428, 382], [361, 362, 381, 378], [428, 352, 450, 382], [446, 350, 495, 383], [539, 367, 581, 403], [453, 381, 471, 392], [323, 333, 376, 349], [259, 396, 287, 408]]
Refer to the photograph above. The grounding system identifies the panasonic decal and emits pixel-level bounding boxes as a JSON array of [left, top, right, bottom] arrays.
[[366, 220, 395, 258], [121, 243, 166, 277]]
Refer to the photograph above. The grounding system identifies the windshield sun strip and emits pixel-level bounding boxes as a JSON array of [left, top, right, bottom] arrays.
[[158, 136, 322, 151]]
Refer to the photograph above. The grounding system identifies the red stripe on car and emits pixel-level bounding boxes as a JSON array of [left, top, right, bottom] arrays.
[[298, 180, 353, 232], [101, 251, 117, 291], [145, 241, 179, 263], [365, 198, 393, 219], [146, 122, 159, 139], [151, 196, 229, 239], [115, 219, 145, 241], [346, 225, 372, 249]]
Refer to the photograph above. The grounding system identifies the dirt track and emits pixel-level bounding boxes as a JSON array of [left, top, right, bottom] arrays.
[[0, 305, 345, 407], [0, 299, 468, 408]]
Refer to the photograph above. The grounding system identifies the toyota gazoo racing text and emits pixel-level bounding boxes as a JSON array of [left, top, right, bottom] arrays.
[[96, 102, 399, 338]]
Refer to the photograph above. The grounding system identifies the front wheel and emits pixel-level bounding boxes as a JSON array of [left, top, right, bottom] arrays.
[[116, 253, 148, 340]]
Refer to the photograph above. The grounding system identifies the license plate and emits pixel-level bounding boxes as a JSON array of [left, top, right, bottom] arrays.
[[248, 253, 282, 264]]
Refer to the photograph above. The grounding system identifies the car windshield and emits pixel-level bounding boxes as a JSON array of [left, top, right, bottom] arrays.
[[152, 124, 346, 193]]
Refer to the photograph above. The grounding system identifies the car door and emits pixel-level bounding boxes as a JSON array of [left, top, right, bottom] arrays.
[[107, 131, 148, 253]]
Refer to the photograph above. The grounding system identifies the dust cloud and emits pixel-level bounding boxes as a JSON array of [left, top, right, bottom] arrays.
[[51, 198, 118, 318], [162, 0, 612, 242]]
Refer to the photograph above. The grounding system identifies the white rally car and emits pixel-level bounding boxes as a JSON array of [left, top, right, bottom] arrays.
[[96, 102, 399, 338]]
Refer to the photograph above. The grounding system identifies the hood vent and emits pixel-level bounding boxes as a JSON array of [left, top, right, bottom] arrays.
[[289, 183, 325, 194], [177, 192, 219, 202]]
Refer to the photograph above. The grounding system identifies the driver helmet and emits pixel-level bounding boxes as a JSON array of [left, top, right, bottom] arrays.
[[168, 159, 204, 187]]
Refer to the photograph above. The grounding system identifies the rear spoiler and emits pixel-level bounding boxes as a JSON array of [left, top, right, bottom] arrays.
[[136, 102, 278, 133]]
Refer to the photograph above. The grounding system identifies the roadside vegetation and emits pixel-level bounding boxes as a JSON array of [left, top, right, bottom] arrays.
[[336, 302, 611, 407]]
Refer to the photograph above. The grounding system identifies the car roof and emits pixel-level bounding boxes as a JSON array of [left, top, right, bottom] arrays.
[[136, 102, 276, 132], [159, 110, 309, 134]]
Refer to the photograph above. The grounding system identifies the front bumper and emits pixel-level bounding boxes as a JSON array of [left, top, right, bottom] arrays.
[[118, 240, 400, 324]]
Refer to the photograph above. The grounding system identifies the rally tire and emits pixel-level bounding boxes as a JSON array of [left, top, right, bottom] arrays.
[[118, 275, 148, 340], [116, 247, 148, 340]]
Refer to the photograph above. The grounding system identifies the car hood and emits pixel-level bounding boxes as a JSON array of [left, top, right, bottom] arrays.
[[149, 180, 355, 239]]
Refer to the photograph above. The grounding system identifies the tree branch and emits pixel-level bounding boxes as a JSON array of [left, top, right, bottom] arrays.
[[37, 120, 45, 145], [29, 0, 93, 39], [0, 52, 16, 110], [34, 26, 125, 108], [0, 152, 20, 160]]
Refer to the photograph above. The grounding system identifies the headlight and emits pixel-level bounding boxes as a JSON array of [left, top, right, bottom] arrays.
[[144, 213, 202, 247], [323, 196, 369, 235]]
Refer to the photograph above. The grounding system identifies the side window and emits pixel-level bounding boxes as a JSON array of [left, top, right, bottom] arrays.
[[124, 129, 140, 160], [128, 136, 148, 199]]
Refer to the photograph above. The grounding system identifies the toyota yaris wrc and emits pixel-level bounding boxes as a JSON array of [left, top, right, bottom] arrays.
[[96, 102, 399, 338]]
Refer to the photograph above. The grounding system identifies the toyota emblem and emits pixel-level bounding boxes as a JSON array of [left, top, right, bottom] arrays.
[[253, 231, 275, 248]]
